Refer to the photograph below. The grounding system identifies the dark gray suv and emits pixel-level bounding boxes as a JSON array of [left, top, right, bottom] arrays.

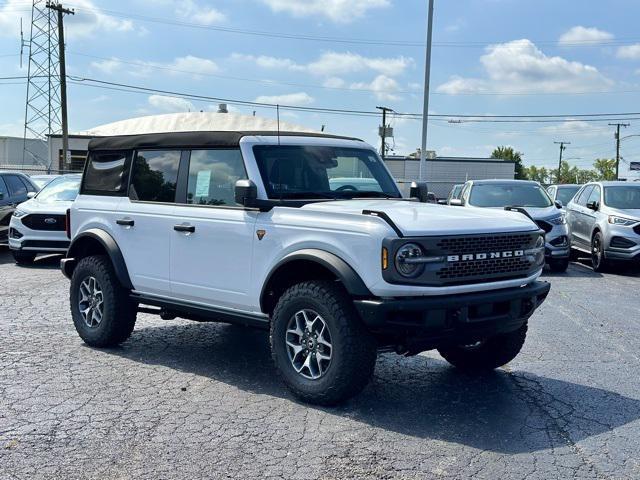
[[0, 172, 39, 245]]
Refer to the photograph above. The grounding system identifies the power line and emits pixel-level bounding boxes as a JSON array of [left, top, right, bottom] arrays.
[[46, 3, 640, 49]]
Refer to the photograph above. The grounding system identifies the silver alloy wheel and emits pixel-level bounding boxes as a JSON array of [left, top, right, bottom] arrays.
[[78, 276, 104, 328], [286, 309, 333, 380]]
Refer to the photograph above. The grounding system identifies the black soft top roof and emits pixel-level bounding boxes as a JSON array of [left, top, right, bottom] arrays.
[[88, 131, 362, 151]]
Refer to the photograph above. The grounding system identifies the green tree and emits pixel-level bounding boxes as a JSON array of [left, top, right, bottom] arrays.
[[593, 158, 616, 180], [524, 165, 549, 184], [491, 146, 526, 179]]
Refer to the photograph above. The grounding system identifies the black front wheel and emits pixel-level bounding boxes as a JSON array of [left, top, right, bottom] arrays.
[[438, 324, 528, 372], [591, 232, 608, 272], [548, 258, 569, 272], [12, 250, 36, 265], [270, 281, 377, 405], [70, 255, 137, 347]]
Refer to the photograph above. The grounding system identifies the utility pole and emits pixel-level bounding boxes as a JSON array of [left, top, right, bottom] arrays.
[[376, 106, 393, 158], [46, 2, 74, 171], [554, 141, 570, 184], [419, 0, 435, 182], [609, 123, 629, 180]]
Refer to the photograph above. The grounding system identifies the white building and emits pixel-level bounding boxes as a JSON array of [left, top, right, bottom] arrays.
[[384, 155, 516, 199], [0, 136, 48, 171]]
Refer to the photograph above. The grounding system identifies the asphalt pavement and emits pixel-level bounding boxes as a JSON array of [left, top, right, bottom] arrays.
[[1, 249, 639, 479]]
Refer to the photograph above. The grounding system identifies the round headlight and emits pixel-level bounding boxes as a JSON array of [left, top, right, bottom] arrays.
[[395, 243, 425, 278]]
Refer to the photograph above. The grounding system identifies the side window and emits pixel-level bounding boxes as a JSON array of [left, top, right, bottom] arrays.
[[83, 151, 131, 195], [547, 186, 556, 199], [0, 176, 8, 200], [186, 149, 246, 206], [19, 177, 36, 193], [5, 175, 28, 197], [587, 186, 601, 205], [130, 150, 181, 203], [575, 185, 594, 206]]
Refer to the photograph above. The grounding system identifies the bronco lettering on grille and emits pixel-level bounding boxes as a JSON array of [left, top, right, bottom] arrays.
[[447, 250, 525, 262]]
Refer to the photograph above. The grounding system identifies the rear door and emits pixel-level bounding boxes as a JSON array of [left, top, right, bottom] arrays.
[[116, 149, 181, 296], [170, 148, 258, 310], [569, 185, 594, 248], [0, 176, 11, 243]]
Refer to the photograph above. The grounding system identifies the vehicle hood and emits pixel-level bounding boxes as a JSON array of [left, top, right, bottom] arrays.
[[479, 205, 561, 221], [18, 198, 74, 214], [605, 207, 640, 221], [301, 199, 539, 236]]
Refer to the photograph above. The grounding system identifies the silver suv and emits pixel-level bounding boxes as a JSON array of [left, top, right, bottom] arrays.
[[566, 181, 640, 271], [453, 179, 571, 271]]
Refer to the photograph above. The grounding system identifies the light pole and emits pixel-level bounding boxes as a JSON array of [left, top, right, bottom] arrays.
[[419, 0, 435, 182]]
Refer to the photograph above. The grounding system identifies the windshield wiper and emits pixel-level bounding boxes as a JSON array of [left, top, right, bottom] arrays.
[[336, 191, 399, 199], [277, 191, 337, 199]]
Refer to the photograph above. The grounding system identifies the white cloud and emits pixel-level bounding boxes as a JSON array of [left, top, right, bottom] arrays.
[[260, 0, 389, 23], [233, 51, 413, 77], [148, 95, 195, 112], [169, 55, 220, 76], [351, 75, 400, 101], [436, 39, 613, 95], [90, 58, 122, 75], [0, 0, 133, 37], [90, 55, 219, 78], [617, 44, 640, 60], [558, 26, 613, 46], [176, 0, 226, 24], [253, 92, 314, 105], [323, 77, 346, 88], [539, 120, 595, 135], [306, 52, 413, 76]]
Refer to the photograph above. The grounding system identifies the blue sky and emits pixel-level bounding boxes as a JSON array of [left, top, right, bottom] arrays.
[[2, 0, 640, 174]]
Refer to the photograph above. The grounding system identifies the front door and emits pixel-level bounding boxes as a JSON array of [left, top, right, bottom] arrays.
[[0, 176, 11, 243], [170, 149, 257, 310]]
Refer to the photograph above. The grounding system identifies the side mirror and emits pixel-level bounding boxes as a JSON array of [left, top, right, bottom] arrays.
[[555, 200, 563, 209], [449, 198, 463, 206], [234, 179, 258, 207], [586, 201, 599, 211], [409, 181, 429, 203], [27, 191, 36, 199]]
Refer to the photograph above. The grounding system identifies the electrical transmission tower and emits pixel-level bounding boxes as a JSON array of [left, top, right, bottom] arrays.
[[22, 0, 62, 167]]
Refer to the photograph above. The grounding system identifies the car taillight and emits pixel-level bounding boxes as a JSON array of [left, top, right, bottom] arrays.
[[65, 208, 71, 239]]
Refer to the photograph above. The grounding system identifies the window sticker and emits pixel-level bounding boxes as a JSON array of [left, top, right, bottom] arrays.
[[195, 170, 211, 197]]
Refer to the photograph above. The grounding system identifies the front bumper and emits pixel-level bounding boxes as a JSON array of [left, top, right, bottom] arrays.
[[544, 224, 570, 261], [354, 281, 550, 346], [8, 219, 69, 253]]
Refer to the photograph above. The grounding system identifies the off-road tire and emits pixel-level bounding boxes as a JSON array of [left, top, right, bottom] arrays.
[[270, 281, 377, 405], [70, 255, 137, 347], [12, 250, 36, 265], [548, 258, 569, 272], [438, 323, 528, 371]]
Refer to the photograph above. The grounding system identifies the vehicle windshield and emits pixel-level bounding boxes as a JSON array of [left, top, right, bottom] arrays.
[[469, 183, 552, 208], [35, 175, 81, 202], [253, 145, 401, 200], [556, 186, 581, 205], [604, 185, 640, 209], [30, 176, 59, 189]]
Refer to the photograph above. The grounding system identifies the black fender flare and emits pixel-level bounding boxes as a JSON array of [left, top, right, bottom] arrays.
[[64, 229, 133, 290], [261, 249, 372, 308]]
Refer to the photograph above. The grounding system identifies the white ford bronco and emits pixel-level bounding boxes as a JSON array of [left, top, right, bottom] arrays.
[[62, 130, 550, 405]]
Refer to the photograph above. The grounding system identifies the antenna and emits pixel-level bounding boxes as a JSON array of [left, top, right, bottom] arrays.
[[276, 104, 281, 146]]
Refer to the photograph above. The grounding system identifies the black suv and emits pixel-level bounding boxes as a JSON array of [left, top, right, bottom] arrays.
[[0, 172, 38, 245]]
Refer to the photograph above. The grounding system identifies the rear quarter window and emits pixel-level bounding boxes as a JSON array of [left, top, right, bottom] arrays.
[[82, 151, 132, 195]]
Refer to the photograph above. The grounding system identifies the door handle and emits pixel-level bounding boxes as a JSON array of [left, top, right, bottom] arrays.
[[174, 224, 195, 233], [116, 218, 135, 227]]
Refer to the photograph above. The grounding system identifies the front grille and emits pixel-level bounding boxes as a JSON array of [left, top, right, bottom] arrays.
[[436, 233, 533, 252], [20, 214, 66, 231], [535, 220, 553, 233], [437, 256, 531, 280]]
